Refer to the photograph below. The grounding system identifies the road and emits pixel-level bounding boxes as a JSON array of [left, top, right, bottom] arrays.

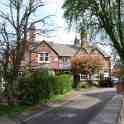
[[24, 89, 116, 124]]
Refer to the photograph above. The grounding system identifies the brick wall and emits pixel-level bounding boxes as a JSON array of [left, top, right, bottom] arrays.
[[30, 42, 59, 70], [22, 41, 111, 74]]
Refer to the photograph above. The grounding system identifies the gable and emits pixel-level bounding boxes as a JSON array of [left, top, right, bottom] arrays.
[[31, 41, 59, 66], [33, 41, 59, 56], [92, 46, 110, 58], [91, 48, 109, 59], [32, 41, 78, 57], [74, 48, 88, 57]]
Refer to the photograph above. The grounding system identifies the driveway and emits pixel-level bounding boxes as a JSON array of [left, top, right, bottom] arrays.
[[23, 88, 116, 124]]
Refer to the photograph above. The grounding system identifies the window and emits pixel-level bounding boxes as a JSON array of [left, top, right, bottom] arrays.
[[38, 52, 48, 63], [80, 74, 87, 80], [62, 57, 69, 63]]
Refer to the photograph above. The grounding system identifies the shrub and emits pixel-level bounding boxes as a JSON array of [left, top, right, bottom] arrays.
[[79, 81, 91, 88], [34, 70, 56, 102], [18, 70, 55, 105], [55, 74, 72, 94], [18, 70, 72, 105], [18, 71, 35, 105]]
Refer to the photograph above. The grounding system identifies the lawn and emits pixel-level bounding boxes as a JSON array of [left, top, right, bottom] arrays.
[[0, 92, 71, 118]]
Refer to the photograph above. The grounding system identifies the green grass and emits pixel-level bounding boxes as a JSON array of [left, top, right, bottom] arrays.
[[79, 81, 99, 92], [0, 95, 65, 118], [0, 104, 27, 118], [49, 89, 75, 102], [0, 88, 73, 118], [49, 95, 65, 102]]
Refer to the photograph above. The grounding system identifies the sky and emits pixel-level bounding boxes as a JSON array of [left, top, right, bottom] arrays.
[[0, 0, 102, 45], [0, 0, 112, 56], [48, 0, 112, 55], [35, 0, 112, 55], [0, 0, 76, 44], [34, 0, 76, 44], [34, 0, 106, 45]]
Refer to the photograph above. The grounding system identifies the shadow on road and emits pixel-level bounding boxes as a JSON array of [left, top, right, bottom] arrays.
[[23, 91, 115, 124]]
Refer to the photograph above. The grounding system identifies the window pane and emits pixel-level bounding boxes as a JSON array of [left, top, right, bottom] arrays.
[[45, 53, 48, 57], [45, 56, 48, 61], [40, 56, 44, 61], [39, 53, 43, 61], [40, 53, 44, 56], [39, 53, 48, 62]]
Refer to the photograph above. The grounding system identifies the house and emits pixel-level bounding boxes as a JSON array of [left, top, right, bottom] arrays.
[[21, 38, 111, 79]]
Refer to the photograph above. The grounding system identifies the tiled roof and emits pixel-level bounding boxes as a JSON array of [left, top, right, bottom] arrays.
[[96, 47, 110, 58], [31, 42, 40, 50], [48, 42, 79, 57], [31, 41, 110, 58]]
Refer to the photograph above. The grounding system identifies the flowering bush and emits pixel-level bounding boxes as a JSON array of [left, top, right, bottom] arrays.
[[71, 54, 104, 77]]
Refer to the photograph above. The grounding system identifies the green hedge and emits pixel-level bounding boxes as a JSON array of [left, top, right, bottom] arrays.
[[55, 74, 72, 94], [18, 70, 72, 105]]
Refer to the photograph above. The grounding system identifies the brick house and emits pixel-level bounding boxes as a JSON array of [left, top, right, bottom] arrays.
[[21, 39, 111, 79]]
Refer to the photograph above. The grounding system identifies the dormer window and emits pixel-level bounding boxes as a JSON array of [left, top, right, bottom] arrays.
[[38, 52, 49, 63]]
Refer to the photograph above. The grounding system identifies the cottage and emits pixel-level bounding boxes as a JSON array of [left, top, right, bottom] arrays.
[[21, 39, 111, 80]]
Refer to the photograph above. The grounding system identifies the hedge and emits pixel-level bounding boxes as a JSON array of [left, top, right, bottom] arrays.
[[18, 70, 72, 105]]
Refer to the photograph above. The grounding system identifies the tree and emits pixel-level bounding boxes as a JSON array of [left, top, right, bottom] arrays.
[[0, 0, 50, 105], [63, 0, 124, 64], [72, 54, 103, 76], [71, 54, 103, 87]]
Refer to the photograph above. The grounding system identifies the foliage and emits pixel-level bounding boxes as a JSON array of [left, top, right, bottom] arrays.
[[49, 95, 65, 102], [0, 104, 27, 118], [113, 64, 124, 80], [79, 81, 92, 89], [0, 71, 72, 116], [55, 74, 72, 94], [18, 70, 72, 105], [18, 70, 53, 105], [71, 54, 103, 76], [99, 79, 112, 87], [0, 0, 51, 105], [63, 0, 124, 64]]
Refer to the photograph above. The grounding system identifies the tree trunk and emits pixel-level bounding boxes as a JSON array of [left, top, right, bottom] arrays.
[[73, 74, 80, 88], [4, 74, 18, 105]]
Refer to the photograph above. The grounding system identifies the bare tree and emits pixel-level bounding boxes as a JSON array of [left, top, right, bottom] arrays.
[[0, 0, 51, 105]]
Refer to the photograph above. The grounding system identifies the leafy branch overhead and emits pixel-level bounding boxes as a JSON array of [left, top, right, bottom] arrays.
[[63, 0, 124, 63]]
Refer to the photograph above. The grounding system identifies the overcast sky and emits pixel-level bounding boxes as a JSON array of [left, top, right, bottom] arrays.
[[33, 0, 76, 44], [0, 0, 112, 56], [0, 0, 101, 45]]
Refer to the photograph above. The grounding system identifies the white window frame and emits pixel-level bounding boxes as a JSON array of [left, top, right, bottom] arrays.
[[62, 57, 69, 64], [80, 74, 87, 80], [38, 52, 49, 63]]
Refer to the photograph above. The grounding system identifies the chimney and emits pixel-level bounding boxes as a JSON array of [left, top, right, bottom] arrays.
[[80, 37, 88, 48], [74, 36, 80, 47], [80, 31, 87, 48]]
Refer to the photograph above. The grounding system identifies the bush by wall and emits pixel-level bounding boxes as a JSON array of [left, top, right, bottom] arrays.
[[55, 74, 72, 94], [18, 70, 72, 105]]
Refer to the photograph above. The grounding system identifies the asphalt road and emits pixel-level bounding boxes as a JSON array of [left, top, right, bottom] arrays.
[[24, 89, 116, 124]]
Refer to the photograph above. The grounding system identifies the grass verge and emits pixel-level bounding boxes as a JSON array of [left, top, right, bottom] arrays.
[[0, 91, 73, 118]]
